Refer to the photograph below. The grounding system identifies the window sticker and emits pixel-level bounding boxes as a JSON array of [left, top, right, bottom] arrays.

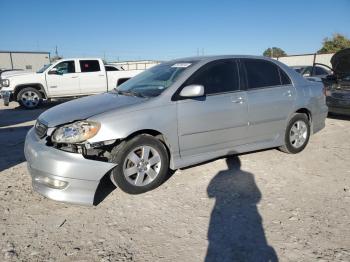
[[171, 63, 192, 68]]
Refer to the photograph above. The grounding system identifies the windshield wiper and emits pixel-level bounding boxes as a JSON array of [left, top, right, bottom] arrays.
[[116, 90, 147, 98]]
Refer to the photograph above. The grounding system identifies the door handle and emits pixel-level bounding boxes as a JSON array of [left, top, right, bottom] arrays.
[[98, 74, 105, 77], [71, 76, 78, 78], [232, 97, 245, 104]]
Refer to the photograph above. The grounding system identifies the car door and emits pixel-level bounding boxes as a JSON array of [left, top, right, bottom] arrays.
[[46, 60, 80, 96], [176, 59, 248, 158], [78, 59, 106, 94], [241, 58, 295, 143]]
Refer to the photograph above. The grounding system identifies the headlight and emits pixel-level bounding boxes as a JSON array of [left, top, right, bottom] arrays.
[[52, 121, 100, 144], [1, 79, 10, 87]]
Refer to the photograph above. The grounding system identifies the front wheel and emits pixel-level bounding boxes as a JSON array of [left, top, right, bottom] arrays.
[[17, 87, 42, 109], [279, 113, 310, 154], [110, 135, 170, 194]]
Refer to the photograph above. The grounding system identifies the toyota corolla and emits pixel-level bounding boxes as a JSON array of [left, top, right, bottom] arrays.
[[24, 55, 328, 205]]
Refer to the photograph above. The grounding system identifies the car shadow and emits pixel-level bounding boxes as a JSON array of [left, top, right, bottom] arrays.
[[0, 101, 64, 171], [0, 125, 32, 172], [205, 156, 278, 262], [0, 101, 62, 128]]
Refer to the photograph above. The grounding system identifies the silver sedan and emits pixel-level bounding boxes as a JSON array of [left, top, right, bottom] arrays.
[[24, 55, 328, 205]]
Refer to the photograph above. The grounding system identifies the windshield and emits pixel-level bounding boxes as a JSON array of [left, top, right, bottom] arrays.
[[37, 64, 52, 73], [115, 61, 196, 97]]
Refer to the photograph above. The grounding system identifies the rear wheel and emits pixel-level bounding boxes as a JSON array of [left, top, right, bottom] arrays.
[[17, 87, 42, 109], [279, 113, 310, 154], [110, 135, 170, 194]]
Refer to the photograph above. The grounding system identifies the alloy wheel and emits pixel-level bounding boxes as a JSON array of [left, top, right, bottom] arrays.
[[21, 91, 40, 108], [289, 120, 308, 148], [123, 145, 162, 186]]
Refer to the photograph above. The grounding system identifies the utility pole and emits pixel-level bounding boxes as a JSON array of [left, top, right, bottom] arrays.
[[55, 46, 59, 57]]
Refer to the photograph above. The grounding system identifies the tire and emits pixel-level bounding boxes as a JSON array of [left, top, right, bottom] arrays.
[[279, 113, 310, 154], [17, 87, 42, 109], [109, 134, 170, 194]]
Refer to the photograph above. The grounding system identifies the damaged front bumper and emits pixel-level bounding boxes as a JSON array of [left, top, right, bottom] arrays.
[[24, 128, 117, 205]]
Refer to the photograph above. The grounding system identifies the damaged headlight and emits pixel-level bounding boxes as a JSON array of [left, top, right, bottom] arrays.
[[52, 121, 100, 144]]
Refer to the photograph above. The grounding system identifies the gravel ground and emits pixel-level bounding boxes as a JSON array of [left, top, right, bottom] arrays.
[[0, 101, 349, 262]]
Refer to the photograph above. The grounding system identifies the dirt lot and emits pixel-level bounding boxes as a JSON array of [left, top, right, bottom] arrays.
[[0, 101, 349, 262]]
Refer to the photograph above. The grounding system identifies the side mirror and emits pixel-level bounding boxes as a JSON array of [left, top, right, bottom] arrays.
[[48, 68, 61, 75], [179, 85, 204, 98]]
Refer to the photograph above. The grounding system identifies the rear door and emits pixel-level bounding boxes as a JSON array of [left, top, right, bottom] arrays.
[[177, 59, 249, 157], [78, 59, 107, 94], [241, 58, 295, 143], [46, 60, 80, 96]]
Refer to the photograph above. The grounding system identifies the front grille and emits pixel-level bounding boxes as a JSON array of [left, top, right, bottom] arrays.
[[35, 120, 48, 138]]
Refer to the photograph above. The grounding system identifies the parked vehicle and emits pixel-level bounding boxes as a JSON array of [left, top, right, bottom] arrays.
[[0, 58, 142, 108], [24, 55, 328, 205], [291, 65, 331, 82], [323, 48, 350, 115]]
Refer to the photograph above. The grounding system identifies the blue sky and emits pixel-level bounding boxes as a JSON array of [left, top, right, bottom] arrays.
[[1, 0, 350, 61]]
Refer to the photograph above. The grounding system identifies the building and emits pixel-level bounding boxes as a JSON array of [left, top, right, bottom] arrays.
[[275, 53, 334, 68], [0, 51, 50, 71]]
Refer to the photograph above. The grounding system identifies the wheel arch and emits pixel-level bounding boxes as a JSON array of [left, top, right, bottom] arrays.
[[295, 107, 312, 124], [14, 83, 47, 100], [121, 128, 175, 169]]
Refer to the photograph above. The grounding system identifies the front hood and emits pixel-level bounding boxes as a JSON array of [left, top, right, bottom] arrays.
[[6, 72, 40, 81], [39, 93, 146, 127], [331, 48, 350, 77], [1, 71, 32, 79]]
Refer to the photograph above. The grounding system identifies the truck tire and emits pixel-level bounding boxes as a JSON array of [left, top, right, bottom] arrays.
[[279, 113, 310, 154], [17, 87, 42, 109], [109, 134, 170, 194]]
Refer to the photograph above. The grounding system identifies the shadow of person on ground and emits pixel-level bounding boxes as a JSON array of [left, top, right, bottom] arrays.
[[206, 156, 278, 262]]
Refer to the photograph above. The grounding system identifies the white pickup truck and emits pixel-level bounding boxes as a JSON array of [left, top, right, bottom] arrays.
[[0, 58, 142, 109]]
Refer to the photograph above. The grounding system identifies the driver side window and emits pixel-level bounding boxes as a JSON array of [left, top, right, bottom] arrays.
[[54, 61, 75, 74], [184, 59, 240, 95]]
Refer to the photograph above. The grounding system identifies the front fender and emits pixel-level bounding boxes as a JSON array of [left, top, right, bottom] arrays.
[[87, 103, 179, 168]]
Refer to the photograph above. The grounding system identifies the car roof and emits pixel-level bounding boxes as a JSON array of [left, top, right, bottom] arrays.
[[170, 55, 278, 63]]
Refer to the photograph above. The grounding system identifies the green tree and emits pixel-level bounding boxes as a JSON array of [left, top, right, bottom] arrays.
[[317, 33, 350, 54], [263, 47, 287, 58]]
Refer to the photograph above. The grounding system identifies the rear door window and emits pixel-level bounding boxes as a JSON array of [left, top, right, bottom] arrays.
[[243, 59, 282, 89], [185, 59, 240, 95], [79, 60, 101, 73], [279, 68, 292, 85]]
